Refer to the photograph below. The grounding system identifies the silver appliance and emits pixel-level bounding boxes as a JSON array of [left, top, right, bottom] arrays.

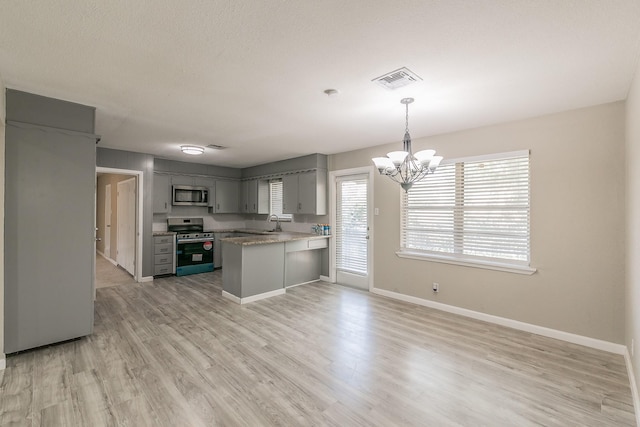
[[167, 218, 215, 276], [172, 185, 209, 206]]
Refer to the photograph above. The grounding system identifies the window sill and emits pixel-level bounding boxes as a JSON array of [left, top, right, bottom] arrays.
[[395, 251, 537, 275]]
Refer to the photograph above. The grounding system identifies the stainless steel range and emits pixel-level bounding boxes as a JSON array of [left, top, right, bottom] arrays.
[[167, 218, 214, 276]]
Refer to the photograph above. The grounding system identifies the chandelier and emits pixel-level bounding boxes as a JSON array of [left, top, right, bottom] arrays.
[[372, 98, 442, 191]]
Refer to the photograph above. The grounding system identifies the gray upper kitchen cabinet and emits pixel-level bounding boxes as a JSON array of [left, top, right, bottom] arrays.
[[241, 179, 270, 214], [195, 177, 215, 208], [283, 170, 327, 215], [257, 179, 270, 214], [214, 180, 240, 213], [5, 89, 98, 353], [171, 175, 195, 186], [153, 173, 171, 213]]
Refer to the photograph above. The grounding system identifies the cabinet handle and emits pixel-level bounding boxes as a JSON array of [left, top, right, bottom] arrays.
[[217, 203, 220, 210], [298, 202, 302, 211]]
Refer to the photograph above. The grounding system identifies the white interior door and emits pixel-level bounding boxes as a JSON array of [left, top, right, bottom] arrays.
[[104, 183, 111, 259], [117, 177, 136, 276], [335, 172, 371, 290]]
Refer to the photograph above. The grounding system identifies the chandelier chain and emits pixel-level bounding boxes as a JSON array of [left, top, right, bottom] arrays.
[[405, 102, 410, 134]]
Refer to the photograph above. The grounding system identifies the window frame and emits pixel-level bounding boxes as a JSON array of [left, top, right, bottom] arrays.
[[397, 150, 536, 275]]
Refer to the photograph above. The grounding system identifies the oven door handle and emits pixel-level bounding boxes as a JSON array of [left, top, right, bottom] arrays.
[[177, 239, 214, 244]]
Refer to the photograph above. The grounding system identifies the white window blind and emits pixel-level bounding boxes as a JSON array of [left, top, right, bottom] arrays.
[[269, 180, 292, 220], [336, 176, 368, 275], [401, 151, 530, 265]]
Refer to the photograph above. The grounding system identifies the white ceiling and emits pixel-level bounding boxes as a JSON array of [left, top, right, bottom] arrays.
[[1, 1, 639, 168]]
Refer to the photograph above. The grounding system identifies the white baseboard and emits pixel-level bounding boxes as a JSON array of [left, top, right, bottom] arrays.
[[222, 291, 241, 304], [139, 276, 154, 283], [222, 288, 286, 305], [287, 279, 320, 289], [0, 355, 5, 370], [97, 251, 117, 266], [319, 275, 332, 282], [624, 349, 640, 425], [371, 287, 626, 355]]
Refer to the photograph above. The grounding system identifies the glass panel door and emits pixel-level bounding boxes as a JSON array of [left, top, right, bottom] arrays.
[[335, 173, 370, 289]]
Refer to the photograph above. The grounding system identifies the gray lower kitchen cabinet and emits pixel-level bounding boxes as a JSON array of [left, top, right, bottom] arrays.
[[214, 232, 235, 268], [153, 173, 171, 213], [223, 241, 286, 299], [214, 180, 240, 213], [283, 170, 327, 215], [154, 235, 175, 276]]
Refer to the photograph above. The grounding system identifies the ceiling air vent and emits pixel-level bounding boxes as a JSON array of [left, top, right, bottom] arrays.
[[372, 67, 422, 90], [207, 144, 227, 150]]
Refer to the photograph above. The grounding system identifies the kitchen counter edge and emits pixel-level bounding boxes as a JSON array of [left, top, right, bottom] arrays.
[[221, 232, 330, 246]]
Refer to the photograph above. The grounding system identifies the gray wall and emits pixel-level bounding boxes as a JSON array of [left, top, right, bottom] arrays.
[[330, 102, 626, 344], [625, 58, 640, 402], [242, 153, 327, 178], [155, 158, 241, 178], [97, 148, 154, 278], [0, 76, 5, 362]]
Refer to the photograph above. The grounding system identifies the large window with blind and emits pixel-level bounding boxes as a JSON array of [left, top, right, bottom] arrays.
[[269, 179, 292, 220], [399, 150, 533, 273]]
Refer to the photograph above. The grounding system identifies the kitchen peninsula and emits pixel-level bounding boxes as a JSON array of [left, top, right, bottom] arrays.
[[221, 232, 329, 304]]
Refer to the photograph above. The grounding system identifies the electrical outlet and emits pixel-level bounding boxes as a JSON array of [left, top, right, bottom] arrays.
[[432, 282, 439, 293]]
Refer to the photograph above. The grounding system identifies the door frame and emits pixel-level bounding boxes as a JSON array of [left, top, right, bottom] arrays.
[[96, 167, 144, 282], [329, 166, 374, 291], [117, 177, 137, 276], [104, 183, 112, 261]]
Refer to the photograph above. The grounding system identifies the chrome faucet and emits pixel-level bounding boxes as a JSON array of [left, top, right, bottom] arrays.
[[267, 214, 282, 232]]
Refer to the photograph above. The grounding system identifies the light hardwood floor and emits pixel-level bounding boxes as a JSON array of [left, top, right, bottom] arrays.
[[95, 253, 136, 289], [0, 270, 636, 426]]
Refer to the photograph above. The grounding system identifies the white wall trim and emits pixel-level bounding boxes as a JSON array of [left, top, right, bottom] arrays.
[[139, 276, 154, 283], [96, 167, 144, 283], [97, 250, 117, 266], [286, 279, 320, 288], [371, 287, 626, 355], [0, 355, 5, 370], [329, 166, 375, 290], [222, 291, 241, 304], [319, 275, 332, 282], [396, 251, 537, 275], [222, 288, 286, 305], [624, 349, 640, 425]]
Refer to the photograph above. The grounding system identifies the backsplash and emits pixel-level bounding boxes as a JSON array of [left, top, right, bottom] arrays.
[[153, 212, 329, 233]]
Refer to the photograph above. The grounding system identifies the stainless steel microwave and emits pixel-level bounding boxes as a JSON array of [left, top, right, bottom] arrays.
[[172, 185, 209, 206]]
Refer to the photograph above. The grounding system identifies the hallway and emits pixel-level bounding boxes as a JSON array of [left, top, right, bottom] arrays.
[[96, 253, 136, 289]]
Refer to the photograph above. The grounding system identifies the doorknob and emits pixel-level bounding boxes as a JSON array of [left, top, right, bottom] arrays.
[[96, 237, 102, 241]]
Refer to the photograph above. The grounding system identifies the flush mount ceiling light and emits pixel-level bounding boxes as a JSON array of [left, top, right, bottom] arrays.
[[372, 98, 442, 192], [180, 145, 205, 155]]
